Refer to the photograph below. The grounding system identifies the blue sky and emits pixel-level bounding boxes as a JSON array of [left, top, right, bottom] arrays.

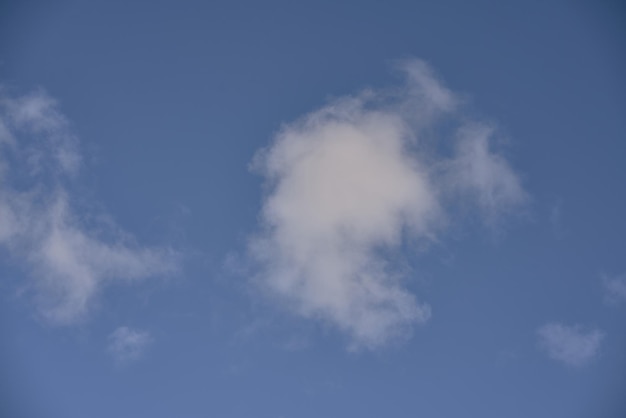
[[0, 1, 625, 417]]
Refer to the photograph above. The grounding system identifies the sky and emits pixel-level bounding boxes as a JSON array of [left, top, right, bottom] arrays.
[[0, 1, 625, 417]]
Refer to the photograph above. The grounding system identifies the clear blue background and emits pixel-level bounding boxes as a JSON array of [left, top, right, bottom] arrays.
[[1, 1, 625, 417]]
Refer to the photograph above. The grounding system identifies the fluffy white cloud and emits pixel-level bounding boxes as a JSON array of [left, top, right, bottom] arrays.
[[537, 322, 604, 367], [249, 59, 526, 349], [107, 326, 153, 364], [0, 89, 178, 324]]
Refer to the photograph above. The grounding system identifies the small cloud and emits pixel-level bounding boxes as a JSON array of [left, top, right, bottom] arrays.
[[537, 322, 604, 367], [248, 58, 526, 349], [0, 88, 179, 324], [107, 326, 153, 364], [603, 274, 626, 306]]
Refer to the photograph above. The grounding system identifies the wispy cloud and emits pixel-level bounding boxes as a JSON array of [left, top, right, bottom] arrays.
[[0, 88, 179, 324], [537, 322, 604, 367], [248, 59, 526, 349], [603, 274, 626, 306], [107, 326, 153, 364], [445, 124, 526, 220]]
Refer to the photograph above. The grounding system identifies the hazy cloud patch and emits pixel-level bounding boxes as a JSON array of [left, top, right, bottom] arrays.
[[108, 326, 153, 364], [603, 274, 626, 306], [0, 88, 179, 324], [537, 322, 604, 367], [248, 59, 526, 349]]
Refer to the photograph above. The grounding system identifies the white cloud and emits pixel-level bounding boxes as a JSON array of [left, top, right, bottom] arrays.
[[107, 326, 153, 364], [0, 88, 178, 324], [249, 59, 526, 349], [603, 274, 626, 305], [537, 322, 604, 367]]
